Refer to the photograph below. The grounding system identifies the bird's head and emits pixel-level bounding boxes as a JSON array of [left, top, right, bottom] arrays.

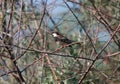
[[52, 32, 58, 37]]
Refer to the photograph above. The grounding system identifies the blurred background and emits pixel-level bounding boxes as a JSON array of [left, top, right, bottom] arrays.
[[0, 0, 120, 84]]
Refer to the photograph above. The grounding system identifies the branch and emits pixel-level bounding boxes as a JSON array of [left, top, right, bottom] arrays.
[[78, 23, 120, 83]]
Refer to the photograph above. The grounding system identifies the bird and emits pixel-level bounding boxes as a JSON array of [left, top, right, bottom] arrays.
[[51, 31, 74, 47]]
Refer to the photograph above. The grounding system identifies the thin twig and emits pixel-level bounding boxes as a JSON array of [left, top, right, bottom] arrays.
[[78, 22, 120, 84], [63, 0, 98, 55]]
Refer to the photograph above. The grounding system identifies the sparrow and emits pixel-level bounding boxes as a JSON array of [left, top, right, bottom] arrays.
[[52, 31, 73, 46]]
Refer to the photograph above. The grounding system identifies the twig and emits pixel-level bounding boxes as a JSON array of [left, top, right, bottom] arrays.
[[78, 22, 120, 84], [63, 0, 98, 55], [13, 5, 46, 61]]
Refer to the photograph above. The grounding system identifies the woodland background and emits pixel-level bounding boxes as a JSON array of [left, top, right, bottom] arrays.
[[0, 0, 120, 84]]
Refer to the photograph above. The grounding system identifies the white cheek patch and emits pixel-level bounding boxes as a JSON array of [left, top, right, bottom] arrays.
[[52, 33, 58, 37]]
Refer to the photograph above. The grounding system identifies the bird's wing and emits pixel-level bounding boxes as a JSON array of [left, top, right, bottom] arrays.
[[60, 37, 73, 44]]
